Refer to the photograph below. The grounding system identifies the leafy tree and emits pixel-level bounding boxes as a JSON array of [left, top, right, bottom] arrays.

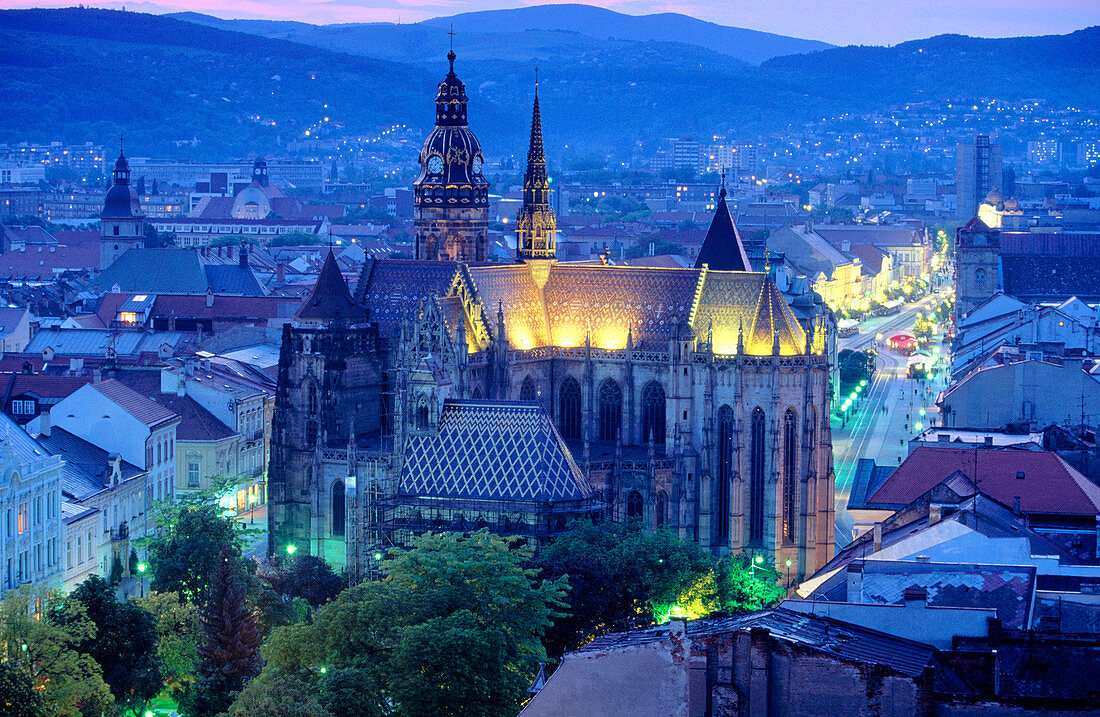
[[68, 576, 162, 712], [838, 348, 877, 388], [318, 668, 382, 717], [534, 520, 712, 655], [0, 586, 113, 717], [144, 496, 255, 604], [256, 531, 566, 717], [677, 555, 785, 618], [182, 550, 263, 717], [264, 555, 344, 608], [137, 591, 202, 695], [0, 661, 40, 717], [227, 671, 333, 717]]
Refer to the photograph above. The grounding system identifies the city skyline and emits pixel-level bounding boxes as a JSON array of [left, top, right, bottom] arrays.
[[2, 0, 1098, 47]]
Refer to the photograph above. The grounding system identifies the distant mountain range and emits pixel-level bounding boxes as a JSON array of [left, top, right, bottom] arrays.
[[171, 4, 832, 66], [0, 8, 1098, 161]]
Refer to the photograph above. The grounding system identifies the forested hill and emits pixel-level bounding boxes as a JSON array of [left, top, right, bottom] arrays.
[[2, 8, 1099, 160]]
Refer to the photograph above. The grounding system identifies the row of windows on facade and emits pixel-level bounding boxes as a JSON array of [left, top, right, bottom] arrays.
[[64, 529, 96, 572], [554, 375, 813, 545], [146, 434, 175, 469], [5, 493, 59, 538], [5, 538, 59, 589]]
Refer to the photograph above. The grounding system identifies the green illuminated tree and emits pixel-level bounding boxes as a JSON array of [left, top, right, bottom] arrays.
[[534, 519, 712, 655], [137, 591, 202, 695]]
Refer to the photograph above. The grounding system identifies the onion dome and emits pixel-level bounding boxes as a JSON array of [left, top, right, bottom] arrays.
[[101, 147, 144, 219], [414, 50, 489, 209], [984, 188, 1005, 209]]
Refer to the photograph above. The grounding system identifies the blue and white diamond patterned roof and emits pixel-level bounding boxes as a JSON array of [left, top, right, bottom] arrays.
[[401, 400, 594, 503]]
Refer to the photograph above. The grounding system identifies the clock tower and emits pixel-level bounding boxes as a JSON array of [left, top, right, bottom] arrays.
[[413, 50, 490, 262]]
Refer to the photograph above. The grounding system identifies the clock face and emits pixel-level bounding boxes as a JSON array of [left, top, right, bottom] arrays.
[[428, 155, 444, 174], [472, 156, 483, 175]]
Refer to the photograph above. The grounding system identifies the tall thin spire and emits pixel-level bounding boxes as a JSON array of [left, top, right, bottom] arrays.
[[515, 73, 556, 263]]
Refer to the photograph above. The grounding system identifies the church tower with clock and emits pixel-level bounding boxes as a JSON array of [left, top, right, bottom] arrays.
[[413, 50, 490, 262]]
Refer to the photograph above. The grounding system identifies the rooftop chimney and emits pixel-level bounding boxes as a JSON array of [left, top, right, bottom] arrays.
[[902, 587, 928, 608], [873, 522, 883, 552], [929, 504, 942, 524], [39, 410, 50, 438], [1013, 496, 1022, 515], [239, 242, 249, 268]]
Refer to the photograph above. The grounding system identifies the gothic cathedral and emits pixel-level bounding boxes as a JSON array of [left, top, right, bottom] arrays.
[[269, 51, 837, 583]]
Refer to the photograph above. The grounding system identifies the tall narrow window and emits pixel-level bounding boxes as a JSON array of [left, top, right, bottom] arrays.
[[520, 375, 537, 402], [308, 383, 318, 415], [783, 409, 797, 543], [416, 396, 429, 430], [626, 490, 643, 519], [598, 379, 622, 442], [717, 406, 734, 540], [640, 381, 666, 445], [332, 480, 346, 537], [750, 407, 766, 543], [559, 377, 582, 440]]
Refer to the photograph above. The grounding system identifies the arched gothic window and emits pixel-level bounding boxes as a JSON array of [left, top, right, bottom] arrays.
[[750, 407, 766, 543], [331, 480, 346, 537], [598, 379, 623, 442], [626, 490, 643, 519], [640, 381, 666, 445], [559, 377, 582, 440], [415, 396, 429, 430], [717, 406, 735, 540], [520, 375, 538, 402], [655, 490, 668, 527], [975, 267, 986, 288], [783, 409, 797, 543], [307, 383, 318, 416]]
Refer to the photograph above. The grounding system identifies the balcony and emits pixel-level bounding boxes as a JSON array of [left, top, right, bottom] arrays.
[[109, 523, 129, 542]]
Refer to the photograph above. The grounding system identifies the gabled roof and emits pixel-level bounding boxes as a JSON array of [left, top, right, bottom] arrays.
[[862, 446, 1100, 516], [90, 379, 179, 429], [401, 400, 595, 504], [693, 191, 751, 272], [149, 394, 235, 442], [295, 250, 367, 322], [36, 426, 144, 501]]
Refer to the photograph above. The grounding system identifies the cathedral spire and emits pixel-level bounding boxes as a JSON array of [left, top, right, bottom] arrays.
[[516, 73, 556, 263], [693, 170, 751, 272]]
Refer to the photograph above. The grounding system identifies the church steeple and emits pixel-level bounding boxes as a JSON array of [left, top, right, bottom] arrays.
[[694, 171, 751, 272], [516, 71, 556, 263]]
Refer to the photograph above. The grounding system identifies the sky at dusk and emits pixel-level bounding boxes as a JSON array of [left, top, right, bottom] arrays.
[[4, 0, 1099, 46]]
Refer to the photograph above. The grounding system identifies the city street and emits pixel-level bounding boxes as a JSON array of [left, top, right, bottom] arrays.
[[831, 292, 951, 547]]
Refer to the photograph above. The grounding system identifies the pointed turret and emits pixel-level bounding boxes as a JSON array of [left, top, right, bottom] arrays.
[[295, 250, 367, 324], [694, 172, 751, 272], [99, 138, 146, 270], [516, 71, 557, 263]]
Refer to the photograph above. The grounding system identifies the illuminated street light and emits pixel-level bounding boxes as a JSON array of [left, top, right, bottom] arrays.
[[137, 562, 147, 574], [286, 544, 297, 556]]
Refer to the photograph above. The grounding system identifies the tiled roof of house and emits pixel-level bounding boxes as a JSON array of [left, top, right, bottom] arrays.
[[864, 446, 1100, 516], [0, 243, 100, 279], [149, 394, 235, 442], [36, 427, 144, 501], [91, 379, 179, 429]]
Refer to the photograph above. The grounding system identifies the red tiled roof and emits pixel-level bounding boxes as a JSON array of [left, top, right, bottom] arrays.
[[0, 243, 99, 279], [91, 378, 179, 429], [2, 373, 91, 400], [868, 446, 1100, 516], [845, 244, 889, 274], [150, 394, 235, 441], [151, 294, 295, 320]]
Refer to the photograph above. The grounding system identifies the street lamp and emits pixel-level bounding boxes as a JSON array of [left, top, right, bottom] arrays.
[[286, 544, 297, 557], [137, 562, 148, 598]]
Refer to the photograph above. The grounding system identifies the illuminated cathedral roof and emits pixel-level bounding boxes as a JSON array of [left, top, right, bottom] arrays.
[[356, 259, 809, 356]]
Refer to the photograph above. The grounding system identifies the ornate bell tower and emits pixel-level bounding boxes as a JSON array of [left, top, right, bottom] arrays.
[[99, 142, 146, 270], [515, 74, 556, 269], [412, 49, 490, 262]]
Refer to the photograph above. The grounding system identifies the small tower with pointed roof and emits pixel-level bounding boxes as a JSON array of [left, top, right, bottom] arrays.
[[99, 140, 146, 270], [516, 70, 557, 275], [694, 172, 751, 272], [294, 250, 368, 326]]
